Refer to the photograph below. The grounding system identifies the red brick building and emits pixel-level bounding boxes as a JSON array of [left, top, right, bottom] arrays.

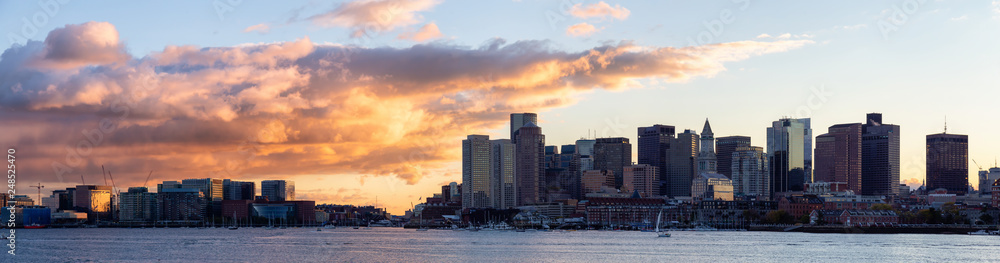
[[777, 195, 824, 218], [992, 179, 1000, 208]]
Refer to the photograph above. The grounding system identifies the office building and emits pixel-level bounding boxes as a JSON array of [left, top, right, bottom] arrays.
[[814, 123, 862, 191], [667, 130, 699, 198], [462, 134, 493, 209], [732, 146, 770, 200], [594, 137, 632, 189], [74, 185, 113, 223], [767, 118, 812, 195], [926, 132, 969, 195], [223, 180, 256, 201], [980, 167, 1000, 197], [157, 188, 204, 223], [623, 164, 658, 198], [491, 139, 516, 208], [515, 122, 545, 205], [119, 187, 158, 223], [861, 113, 901, 196], [716, 136, 751, 180], [510, 113, 538, 144], [637, 124, 675, 196], [582, 170, 616, 194], [261, 180, 296, 201]]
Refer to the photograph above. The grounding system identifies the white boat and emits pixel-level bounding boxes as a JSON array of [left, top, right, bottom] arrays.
[[324, 225, 336, 229], [656, 209, 670, 238]]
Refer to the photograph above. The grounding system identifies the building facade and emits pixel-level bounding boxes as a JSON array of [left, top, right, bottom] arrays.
[[637, 124, 675, 196], [462, 134, 493, 209], [157, 188, 204, 223], [731, 146, 770, 200], [582, 170, 616, 194], [595, 137, 632, 190], [623, 164, 658, 198], [814, 123, 862, 191], [515, 122, 545, 205], [119, 187, 158, 223], [490, 139, 516, 209], [861, 113, 901, 196], [767, 118, 812, 195], [697, 119, 718, 173], [926, 132, 968, 195], [509, 113, 537, 144], [716, 136, 751, 181], [261, 180, 296, 201], [667, 130, 699, 198], [692, 172, 734, 201]]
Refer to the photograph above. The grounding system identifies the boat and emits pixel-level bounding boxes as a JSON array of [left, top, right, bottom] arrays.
[[228, 212, 239, 230], [315, 228, 322, 232], [656, 209, 670, 238], [969, 229, 1000, 235], [324, 224, 336, 229], [416, 228, 429, 231], [24, 223, 46, 229]]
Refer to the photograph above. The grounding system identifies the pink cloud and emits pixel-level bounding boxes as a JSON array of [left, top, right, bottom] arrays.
[[397, 22, 444, 42], [566, 22, 599, 37], [569, 1, 630, 21]]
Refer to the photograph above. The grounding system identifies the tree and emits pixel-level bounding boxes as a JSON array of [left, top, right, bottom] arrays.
[[981, 213, 995, 225], [742, 209, 761, 224], [870, 203, 893, 211], [764, 210, 793, 224], [798, 214, 811, 224]]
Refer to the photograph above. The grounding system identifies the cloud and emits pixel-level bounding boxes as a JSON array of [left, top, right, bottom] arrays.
[[949, 15, 968, 21], [243, 23, 271, 34], [26, 21, 130, 69], [569, 1, 630, 21], [306, 0, 441, 38], [397, 22, 443, 41], [756, 33, 814, 40], [566, 22, 599, 37], [755, 33, 772, 39], [0, 22, 811, 194]]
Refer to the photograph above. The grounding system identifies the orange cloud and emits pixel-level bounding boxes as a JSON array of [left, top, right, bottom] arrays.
[[569, 1, 630, 21], [307, 0, 441, 38], [397, 22, 444, 41], [566, 22, 599, 37], [0, 22, 812, 209], [243, 23, 270, 34], [28, 21, 130, 69]]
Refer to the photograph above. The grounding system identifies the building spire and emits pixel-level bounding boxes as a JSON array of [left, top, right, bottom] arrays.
[[701, 118, 713, 136], [944, 115, 947, 134]]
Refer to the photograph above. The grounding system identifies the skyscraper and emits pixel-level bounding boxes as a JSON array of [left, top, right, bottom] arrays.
[[698, 119, 717, 173], [515, 122, 545, 205], [637, 124, 674, 196], [223, 180, 256, 201], [462, 135, 493, 209], [119, 187, 158, 223], [716, 136, 751, 180], [490, 139, 516, 209], [576, 139, 597, 172], [74, 185, 112, 223], [261, 180, 295, 201], [510, 113, 538, 144], [814, 123, 862, 192], [767, 118, 811, 195], [732, 146, 770, 200], [861, 113, 901, 196], [979, 167, 1000, 197], [667, 130, 699, 198], [594, 137, 632, 189], [926, 132, 968, 195]]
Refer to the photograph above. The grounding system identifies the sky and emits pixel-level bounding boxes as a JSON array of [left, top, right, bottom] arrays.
[[1, 0, 999, 215]]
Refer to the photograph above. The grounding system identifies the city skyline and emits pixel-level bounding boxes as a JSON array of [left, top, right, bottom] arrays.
[[3, 1, 1000, 215]]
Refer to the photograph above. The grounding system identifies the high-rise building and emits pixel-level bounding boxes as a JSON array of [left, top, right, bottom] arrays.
[[637, 124, 675, 196], [181, 178, 224, 218], [462, 135, 493, 209], [814, 123, 862, 192], [582, 170, 616, 194], [623, 164, 658, 198], [667, 130, 699, 198], [157, 188, 204, 222], [223, 180, 256, 201], [510, 113, 538, 144], [74, 185, 113, 223], [490, 139, 516, 209], [515, 122, 545, 205], [979, 167, 1000, 197], [767, 118, 812, 195], [732, 146, 770, 200], [861, 113, 901, 196], [119, 187, 158, 223], [41, 189, 73, 212], [594, 137, 632, 189], [716, 136, 751, 180], [926, 132, 968, 195], [261, 180, 295, 201], [698, 119, 717, 173], [557, 144, 582, 199]]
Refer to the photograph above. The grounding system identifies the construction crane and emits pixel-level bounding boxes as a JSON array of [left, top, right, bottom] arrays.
[[143, 170, 154, 188], [974, 159, 983, 171], [32, 183, 44, 206], [101, 165, 109, 186]]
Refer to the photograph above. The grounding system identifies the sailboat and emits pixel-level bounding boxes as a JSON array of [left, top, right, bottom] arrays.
[[656, 208, 670, 238], [228, 212, 239, 230]]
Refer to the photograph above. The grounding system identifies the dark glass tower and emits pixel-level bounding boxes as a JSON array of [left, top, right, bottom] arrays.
[[637, 125, 675, 196], [926, 132, 968, 195]]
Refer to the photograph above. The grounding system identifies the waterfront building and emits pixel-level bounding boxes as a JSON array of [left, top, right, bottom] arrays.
[[839, 210, 899, 227], [583, 197, 674, 227], [12, 195, 34, 206], [767, 118, 812, 195], [697, 200, 777, 227], [119, 187, 158, 223], [926, 132, 968, 195], [861, 113, 901, 196], [74, 185, 113, 223], [261, 180, 296, 201], [157, 188, 204, 223], [594, 137, 632, 190], [223, 180, 255, 200], [777, 195, 824, 219]]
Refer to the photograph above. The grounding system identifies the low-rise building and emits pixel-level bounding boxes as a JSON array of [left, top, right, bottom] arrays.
[[697, 200, 777, 227], [839, 210, 899, 226], [777, 195, 824, 219]]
